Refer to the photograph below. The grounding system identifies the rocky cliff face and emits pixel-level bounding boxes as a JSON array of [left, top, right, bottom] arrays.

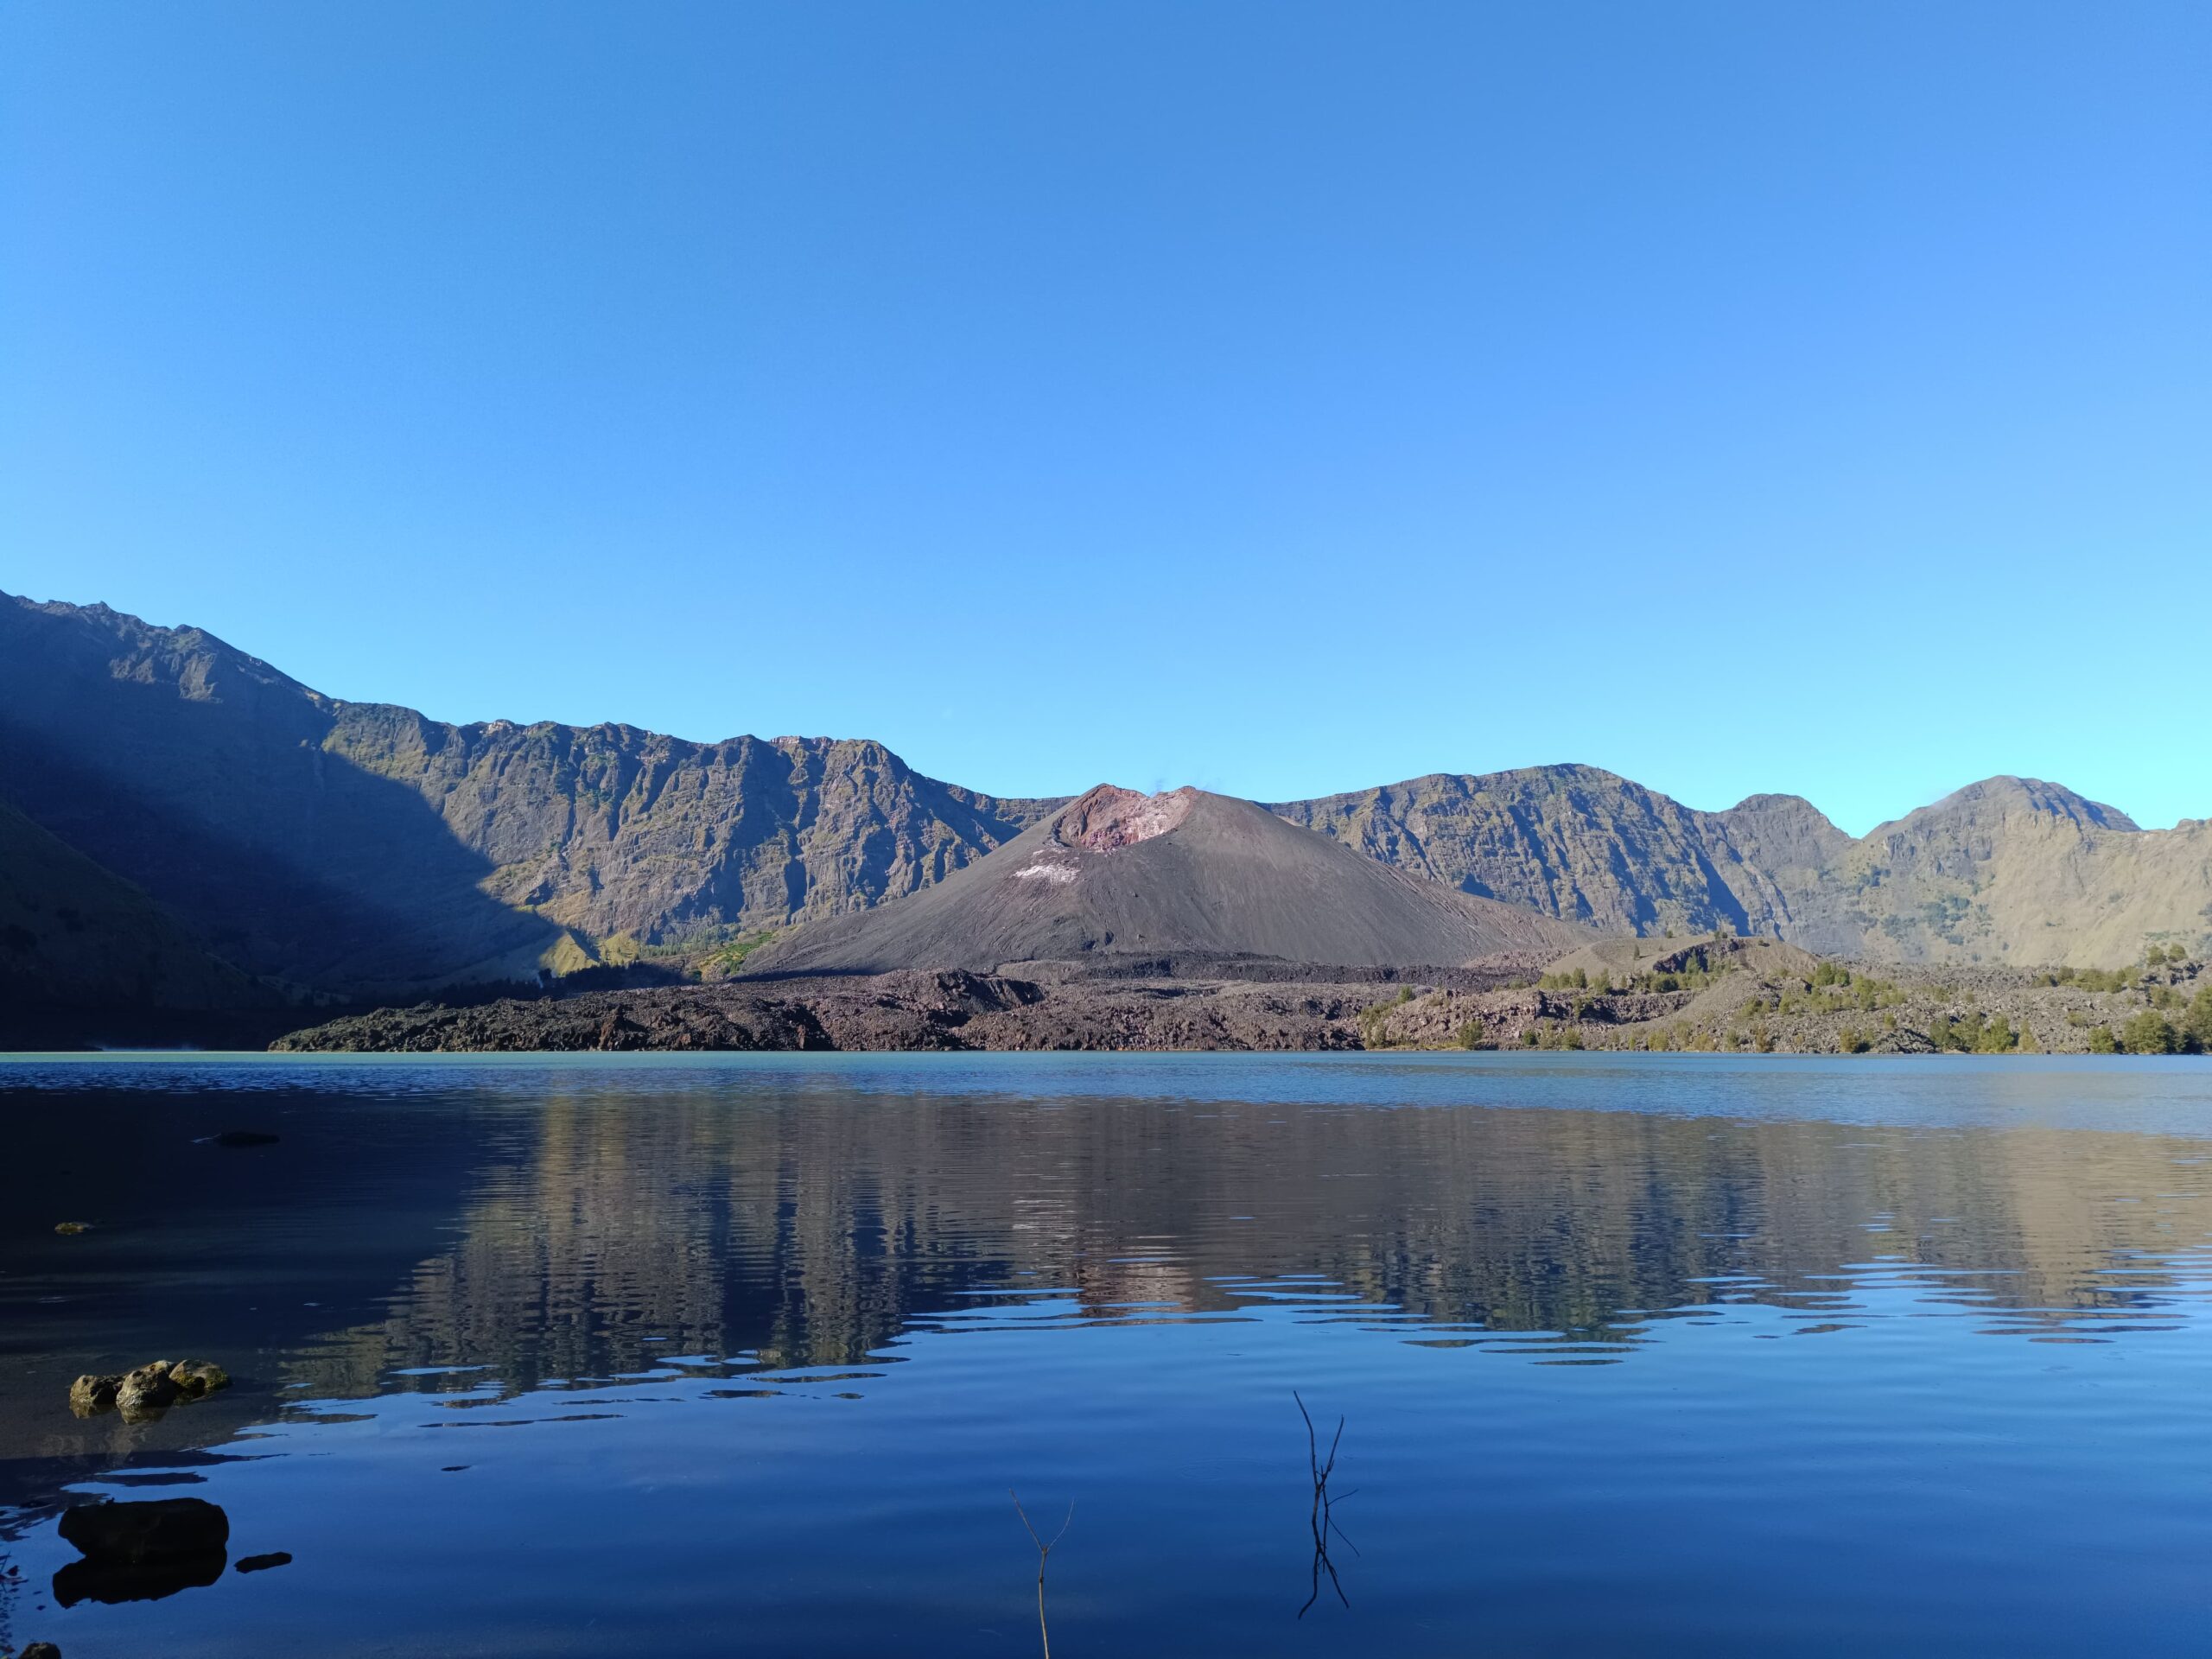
[[0, 593, 1056, 994], [1270, 767, 2210, 967], [321, 710, 1059, 952], [1268, 766, 1841, 939]]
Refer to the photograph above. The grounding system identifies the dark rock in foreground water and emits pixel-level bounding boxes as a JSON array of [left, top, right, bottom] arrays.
[[235, 1551, 294, 1573], [54, 1499, 230, 1606], [60, 1497, 230, 1563]]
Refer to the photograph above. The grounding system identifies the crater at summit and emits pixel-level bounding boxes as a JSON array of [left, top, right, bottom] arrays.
[[1055, 785, 1197, 852]]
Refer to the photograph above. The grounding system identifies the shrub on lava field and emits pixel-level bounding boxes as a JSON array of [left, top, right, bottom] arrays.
[[2120, 1010, 2181, 1055], [2186, 986, 2212, 1053], [1931, 1012, 2019, 1053]]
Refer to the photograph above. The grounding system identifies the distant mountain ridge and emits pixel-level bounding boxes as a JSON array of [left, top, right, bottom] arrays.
[[2, 589, 2205, 1002], [1277, 766, 2209, 967]]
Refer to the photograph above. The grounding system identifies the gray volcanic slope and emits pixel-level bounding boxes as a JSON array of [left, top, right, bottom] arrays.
[[747, 785, 1595, 975]]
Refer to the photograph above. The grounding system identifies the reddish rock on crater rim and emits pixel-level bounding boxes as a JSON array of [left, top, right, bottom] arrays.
[[1056, 785, 1197, 853]]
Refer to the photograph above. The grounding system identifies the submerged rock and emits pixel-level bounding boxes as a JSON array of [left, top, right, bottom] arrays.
[[53, 1220, 91, 1235], [115, 1363, 181, 1419], [67, 1358, 230, 1420], [68, 1373, 120, 1416], [20, 1643, 63, 1659], [235, 1550, 293, 1573], [210, 1129, 279, 1147], [170, 1359, 230, 1395]]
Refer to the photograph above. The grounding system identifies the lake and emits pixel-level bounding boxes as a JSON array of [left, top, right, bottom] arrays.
[[3, 1052, 2211, 1656]]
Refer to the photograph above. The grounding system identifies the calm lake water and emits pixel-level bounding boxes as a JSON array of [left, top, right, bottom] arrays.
[[3, 1052, 2211, 1656]]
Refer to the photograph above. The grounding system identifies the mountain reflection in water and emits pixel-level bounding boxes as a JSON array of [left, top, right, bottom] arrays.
[[4, 1053, 2211, 1658], [282, 1058, 2212, 1395]]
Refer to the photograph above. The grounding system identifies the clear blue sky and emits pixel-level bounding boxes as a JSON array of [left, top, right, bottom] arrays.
[[4, 3, 2206, 835]]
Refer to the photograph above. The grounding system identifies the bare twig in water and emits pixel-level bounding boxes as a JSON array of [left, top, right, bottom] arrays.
[[1295, 1389, 1356, 1618], [1011, 1488, 1074, 1659]]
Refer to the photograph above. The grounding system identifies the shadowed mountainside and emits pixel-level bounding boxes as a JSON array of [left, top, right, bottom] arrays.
[[0, 797, 267, 1024], [0, 592, 1058, 994], [0, 595, 582, 992]]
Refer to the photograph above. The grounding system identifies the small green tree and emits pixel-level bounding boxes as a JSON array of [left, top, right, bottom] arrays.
[[2120, 1010, 2180, 1055], [2086, 1025, 2120, 1054], [2184, 985, 2212, 1054]]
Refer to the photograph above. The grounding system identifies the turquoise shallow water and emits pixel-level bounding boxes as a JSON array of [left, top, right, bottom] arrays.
[[3, 1052, 2211, 1656]]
